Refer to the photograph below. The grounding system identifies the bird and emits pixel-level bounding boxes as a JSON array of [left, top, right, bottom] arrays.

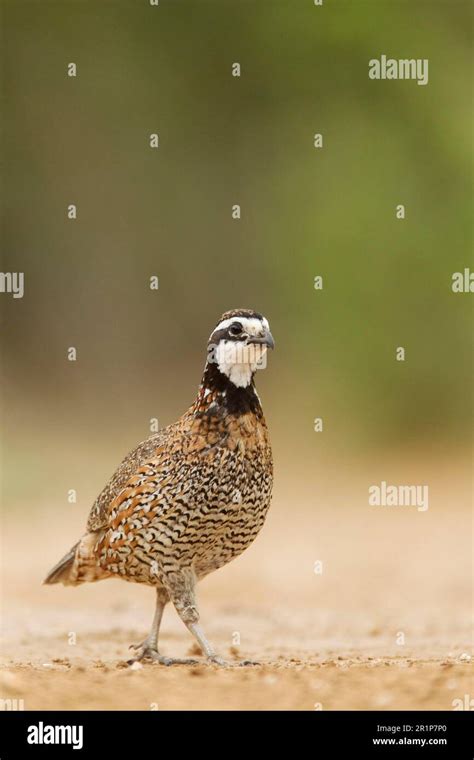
[[44, 309, 274, 666]]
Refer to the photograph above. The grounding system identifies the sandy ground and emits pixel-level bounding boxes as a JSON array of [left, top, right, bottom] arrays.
[[1, 453, 472, 710]]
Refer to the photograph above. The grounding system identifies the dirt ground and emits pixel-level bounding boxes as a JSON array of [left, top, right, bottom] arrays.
[[1, 452, 472, 710]]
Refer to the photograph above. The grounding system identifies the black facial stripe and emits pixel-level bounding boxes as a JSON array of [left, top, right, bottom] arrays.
[[208, 327, 228, 345], [208, 324, 247, 345]]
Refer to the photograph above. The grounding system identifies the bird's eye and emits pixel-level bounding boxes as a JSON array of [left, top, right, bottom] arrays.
[[229, 322, 242, 336]]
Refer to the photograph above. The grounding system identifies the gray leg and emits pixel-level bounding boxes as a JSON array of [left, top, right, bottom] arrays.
[[142, 588, 166, 650], [188, 623, 260, 666], [128, 587, 171, 664], [129, 584, 199, 667], [167, 569, 224, 664], [127, 587, 196, 666], [187, 621, 227, 665], [165, 568, 258, 667]]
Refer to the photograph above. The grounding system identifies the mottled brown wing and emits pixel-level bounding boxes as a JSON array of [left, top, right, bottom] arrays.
[[93, 442, 230, 578], [86, 429, 172, 532]]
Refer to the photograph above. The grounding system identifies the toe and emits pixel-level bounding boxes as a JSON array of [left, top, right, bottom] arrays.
[[127, 647, 200, 667], [159, 657, 200, 666], [127, 646, 158, 664], [157, 655, 174, 666], [207, 655, 230, 667]]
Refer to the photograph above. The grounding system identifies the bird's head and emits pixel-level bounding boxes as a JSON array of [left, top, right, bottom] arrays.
[[207, 309, 275, 389]]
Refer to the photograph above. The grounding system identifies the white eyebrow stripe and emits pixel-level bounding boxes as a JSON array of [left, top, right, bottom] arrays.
[[213, 316, 269, 334]]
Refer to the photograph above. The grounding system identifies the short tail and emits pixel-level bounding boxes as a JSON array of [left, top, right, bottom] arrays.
[[43, 533, 110, 586], [43, 543, 78, 585]]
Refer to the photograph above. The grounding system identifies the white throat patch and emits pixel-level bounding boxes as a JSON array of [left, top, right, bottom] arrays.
[[214, 341, 267, 388]]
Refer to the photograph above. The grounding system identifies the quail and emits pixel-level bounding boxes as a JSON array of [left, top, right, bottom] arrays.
[[44, 309, 274, 666]]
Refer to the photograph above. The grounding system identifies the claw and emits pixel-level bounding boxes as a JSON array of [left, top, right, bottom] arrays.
[[206, 655, 233, 667], [127, 644, 199, 667]]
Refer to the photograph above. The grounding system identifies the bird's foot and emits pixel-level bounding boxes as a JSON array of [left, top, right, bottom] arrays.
[[128, 641, 199, 666], [206, 654, 229, 667]]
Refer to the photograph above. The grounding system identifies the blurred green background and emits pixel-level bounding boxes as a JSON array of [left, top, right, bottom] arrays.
[[1, 0, 472, 509]]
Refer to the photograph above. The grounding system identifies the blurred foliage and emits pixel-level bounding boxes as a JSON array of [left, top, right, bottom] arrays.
[[1, 0, 472, 460]]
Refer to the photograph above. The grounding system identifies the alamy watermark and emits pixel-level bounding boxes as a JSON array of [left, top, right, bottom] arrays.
[[452, 268, 474, 293], [369, 55, 429, 86], [0, 272, 24, 298], [369, 481, 429, 512], [27, 722, 83, 750], [0, 698, 25, 710], [207, 341, 268, 370]]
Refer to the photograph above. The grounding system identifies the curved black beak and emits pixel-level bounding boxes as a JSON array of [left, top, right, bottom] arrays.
[[248, 329, 275, 350]]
